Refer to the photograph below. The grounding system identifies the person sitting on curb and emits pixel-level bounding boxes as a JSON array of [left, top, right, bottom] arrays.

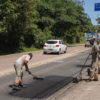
[[13, 53, 33, 87]]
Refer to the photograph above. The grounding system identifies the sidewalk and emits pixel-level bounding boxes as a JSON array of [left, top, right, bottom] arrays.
[[58, 72, 100, 100]]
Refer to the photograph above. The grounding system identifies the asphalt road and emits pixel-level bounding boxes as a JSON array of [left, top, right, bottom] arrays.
[[0, 50, 91, 100]]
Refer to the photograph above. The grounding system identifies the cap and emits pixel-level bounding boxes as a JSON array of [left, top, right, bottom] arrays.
[[28, 53, 33, 59]]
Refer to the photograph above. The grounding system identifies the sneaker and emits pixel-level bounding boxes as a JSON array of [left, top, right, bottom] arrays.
[[94, 79, 99, 81], [88, 78, 93, 81], [9, 84, 15, 87], [14, 84, 19, 87], [18, 82, 24, 87]]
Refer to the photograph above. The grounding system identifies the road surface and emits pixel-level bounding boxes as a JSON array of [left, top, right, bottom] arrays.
[[0, 45, 89, 76], [0, 49, 91, 100]]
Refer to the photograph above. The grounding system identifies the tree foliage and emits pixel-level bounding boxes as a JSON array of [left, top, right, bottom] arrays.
[[0, 0, 94, 51], [96, 17, 100, 24]]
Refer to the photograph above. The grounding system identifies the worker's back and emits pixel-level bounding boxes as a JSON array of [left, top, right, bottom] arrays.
[[15, 55, 30, 67]]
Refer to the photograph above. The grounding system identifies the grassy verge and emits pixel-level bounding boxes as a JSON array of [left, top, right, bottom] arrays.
[[66, 41, 85, 46], [0, 47, 42, 55], [19, 47, 42, 52], [0, 41, 85, 55]]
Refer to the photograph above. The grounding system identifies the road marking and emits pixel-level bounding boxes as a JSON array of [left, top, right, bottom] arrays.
[[55, 60, 64, 63], [29, 49, 90, 69], [0, 72, 12, 77]]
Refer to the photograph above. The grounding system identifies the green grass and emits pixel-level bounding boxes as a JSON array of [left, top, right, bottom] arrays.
[[19, 47, 42, 52], [66, 41, 85, 46], [0, 46, 42, 55], [0, 41, 85, 55]]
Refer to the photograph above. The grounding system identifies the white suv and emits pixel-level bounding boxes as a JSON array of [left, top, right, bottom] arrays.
[[43, 40, 67, 54]]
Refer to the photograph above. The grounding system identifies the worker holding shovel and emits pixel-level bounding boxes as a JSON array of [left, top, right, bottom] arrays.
[[13, 53, 33, 87], [89, 39, 100, 81]]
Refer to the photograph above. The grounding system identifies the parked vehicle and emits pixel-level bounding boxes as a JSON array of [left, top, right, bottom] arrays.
[[85, 40, 91, 47], [85, 38, 95, 47], [43, 40, 67, 54]]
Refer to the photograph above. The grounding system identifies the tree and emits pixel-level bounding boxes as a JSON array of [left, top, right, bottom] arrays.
[[0, 0, 94, 52], [0, 0, 37, 49], [96, 17, 100, 24]]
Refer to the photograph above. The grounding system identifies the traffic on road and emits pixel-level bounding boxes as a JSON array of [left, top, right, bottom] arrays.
[[43, 40, 67, 54]]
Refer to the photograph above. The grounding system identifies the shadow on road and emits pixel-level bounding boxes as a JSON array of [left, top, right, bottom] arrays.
[[43, 53, 64, 55], [9, 75, 73, 99]]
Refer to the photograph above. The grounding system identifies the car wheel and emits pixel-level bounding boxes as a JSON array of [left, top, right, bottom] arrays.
[[64, 48, 67, 53], [58, 49, 61, 55], [43, 52, 47, 54]]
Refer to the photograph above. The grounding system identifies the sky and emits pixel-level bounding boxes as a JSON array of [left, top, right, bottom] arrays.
[[81, 0, 100, 25]]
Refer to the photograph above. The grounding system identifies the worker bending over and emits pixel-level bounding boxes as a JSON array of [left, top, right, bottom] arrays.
[[13, 53, 33, 87]]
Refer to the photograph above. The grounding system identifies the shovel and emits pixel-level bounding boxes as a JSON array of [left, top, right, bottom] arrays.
[[27, 70, 44, 80], [73, 53, 90, 83]]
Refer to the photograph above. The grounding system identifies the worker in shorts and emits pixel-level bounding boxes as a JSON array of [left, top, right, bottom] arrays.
[[13, 53, 33, 87], [89, 39, 100, 81]]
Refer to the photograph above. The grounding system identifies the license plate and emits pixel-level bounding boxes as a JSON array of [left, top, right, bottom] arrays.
[[48, 49, 53, 50]]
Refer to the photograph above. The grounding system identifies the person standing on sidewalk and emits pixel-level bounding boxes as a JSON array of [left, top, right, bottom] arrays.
[[89, 39, 100, 81], [13, 53, 33, 87]]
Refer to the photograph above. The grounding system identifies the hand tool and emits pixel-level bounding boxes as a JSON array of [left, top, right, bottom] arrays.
[[73, 53, 90, 83], [27, 70, 44, 80]]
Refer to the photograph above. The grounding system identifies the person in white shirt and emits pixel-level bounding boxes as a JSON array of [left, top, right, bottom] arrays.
[[14, 53, 33, 87]]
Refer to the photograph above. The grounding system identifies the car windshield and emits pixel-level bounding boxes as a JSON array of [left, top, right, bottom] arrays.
[[46, 41, 57, 44]]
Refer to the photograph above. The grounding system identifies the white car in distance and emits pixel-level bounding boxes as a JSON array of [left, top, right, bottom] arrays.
[[43, 40, 67, 54]]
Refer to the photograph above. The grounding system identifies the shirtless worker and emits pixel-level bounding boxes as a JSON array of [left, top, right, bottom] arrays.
[[13, 53, 33, 87]]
